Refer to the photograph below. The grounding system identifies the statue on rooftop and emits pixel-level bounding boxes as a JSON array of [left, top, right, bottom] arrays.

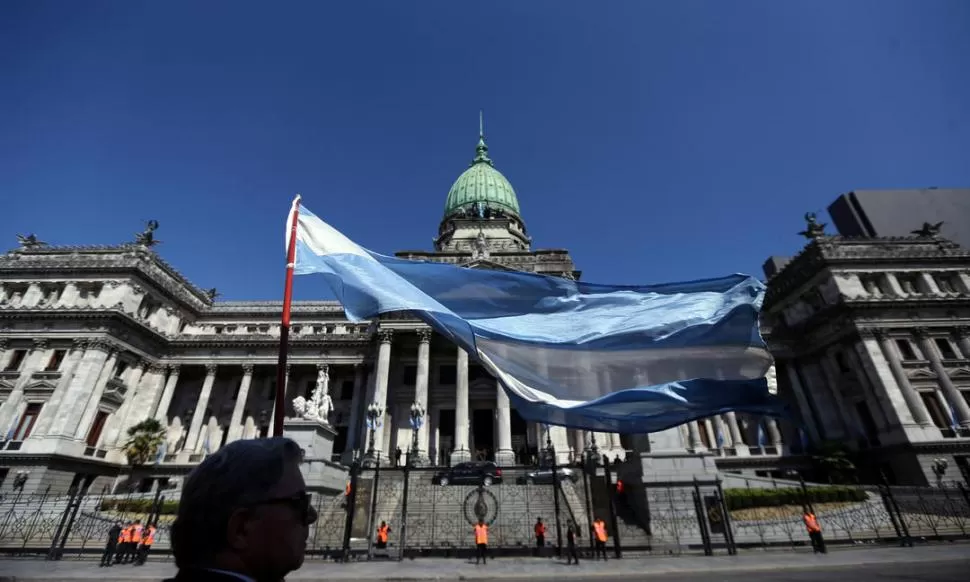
[[135, 220, 161, 247], [205, 288, 220, 300], [798, 212, 827, 240], [911, 221, 944, 238], [16, 234, 47, 249]]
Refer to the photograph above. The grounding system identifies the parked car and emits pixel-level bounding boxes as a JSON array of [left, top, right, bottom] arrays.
[[432, 461, 503, 486], [519, 467, 579, 485]]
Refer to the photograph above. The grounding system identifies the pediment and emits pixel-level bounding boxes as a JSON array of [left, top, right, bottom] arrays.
[[23, 380, 57, 399], [949, 367, 970, 379], [907, 369, 937, 380], [0, 378, 15, 399], [461, 259, 520, 272]]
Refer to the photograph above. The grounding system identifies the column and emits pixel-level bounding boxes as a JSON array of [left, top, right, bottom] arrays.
[[186, 364, 218, 453], [451, 347, 471, 464], [876, 331, 933, 426], [571, 429, 586, 462], [367, 330, 393, 458], [153, 365, 181, 422], [343, 364, 366, 459], [723, 411, 748, 454], [102, 361, 147, 447], [118, 364, 167, 439], [955, 327, 970, 361], [687, 421, 704, 451], [33, 340, 86, 436], [782, 360, 822, 442], [0, 338, 49, 433], [494, 380, 515, 466], [916, 328, 970, 427], [765, 418, 783, 448], [74, 348, 120, 440], [47, 341, 111, 439], [413, 328, 432, 464], [818, 353, 856, 438], [227, 364, 254, 442]]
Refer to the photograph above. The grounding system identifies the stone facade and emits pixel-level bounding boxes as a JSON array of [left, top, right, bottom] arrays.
[[762, 220, 970, 486]]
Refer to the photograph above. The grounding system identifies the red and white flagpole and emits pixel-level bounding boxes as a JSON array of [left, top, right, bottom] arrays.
[[274, 194, 302, 437]]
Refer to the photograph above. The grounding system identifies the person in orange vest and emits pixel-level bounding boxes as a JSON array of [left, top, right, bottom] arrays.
[[375, 520, 391, 549], [474, 518, 489, 565], [592, 517, 609, 561], [114, 521, 133, 564], [127, 519, 144, 564], [533, 517, 546, 556], [615, 479, 624, 495], [136, 523, 157, 565], [803, 510, 826, 554]]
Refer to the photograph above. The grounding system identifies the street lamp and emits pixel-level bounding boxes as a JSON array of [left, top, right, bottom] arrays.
[[408, 402, 425, 466], [365, 402, 384, 460], [12, 470, 29, 491], [931, 457, 948, 487]]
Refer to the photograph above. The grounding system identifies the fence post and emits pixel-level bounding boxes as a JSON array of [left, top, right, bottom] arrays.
[[580, 461, 595, 555], [880, 472, 912, 547], [714, 479, 737, 556], [47, 477, 93, 560], [398, 461, 412, 560], [957, 482, 970, 516], [365, 452, 382, 560], [692, 479, 712, 556], [47, 484, 81, 561], [342, 455, 361, 561], [602, 459, 622, 558], [550, 447, 564, 558]]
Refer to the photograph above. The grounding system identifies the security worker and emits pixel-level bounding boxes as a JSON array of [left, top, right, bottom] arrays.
[[100, 522, 121, 567], [565, 518, 581, 565], [114, 522, 132, 564], [128, 519, 143, 564], [534, 517, 546, 556], [592, 517, 608, 561], [376, 521, 390, 550], [616, 479, 624, 495], [803, 510, 826, 554], [137, 524, 157, 565], [474, 518, 489, 565]]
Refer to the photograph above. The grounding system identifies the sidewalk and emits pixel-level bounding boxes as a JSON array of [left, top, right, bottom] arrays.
[[1, 543, 968, 581]]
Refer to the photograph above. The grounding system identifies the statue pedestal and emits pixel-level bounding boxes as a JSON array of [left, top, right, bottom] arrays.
[[283, 418, 346, 493]]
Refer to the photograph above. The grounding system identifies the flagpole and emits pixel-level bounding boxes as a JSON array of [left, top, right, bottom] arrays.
[[275, 194, 302, 437]]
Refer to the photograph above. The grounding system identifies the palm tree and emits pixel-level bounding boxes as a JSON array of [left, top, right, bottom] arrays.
[[123, 418, 167, 466]]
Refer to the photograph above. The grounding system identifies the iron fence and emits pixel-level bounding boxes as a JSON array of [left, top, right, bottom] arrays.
[[1, 470, 968, 561]]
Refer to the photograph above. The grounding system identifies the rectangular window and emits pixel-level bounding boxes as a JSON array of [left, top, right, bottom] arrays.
[[85, 410, 109, 447], [4, 349, 27, 372], [920, 392, 949, 429], [896, 339, 918, 360], [438, 365, 456, 385], [936, 338, 958, 360], [46, 350, 66, 371], [13, 403, 43, 441], [402, 365, 417, 385]]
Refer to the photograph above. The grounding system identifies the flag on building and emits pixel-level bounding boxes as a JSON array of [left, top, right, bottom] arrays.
[[757, 423, 767, 448], [286, 199, 785, 433]]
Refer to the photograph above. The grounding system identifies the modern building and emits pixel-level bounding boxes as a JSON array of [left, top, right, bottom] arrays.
[[761, 215, 970, 486], [828, 189, 970, 250]]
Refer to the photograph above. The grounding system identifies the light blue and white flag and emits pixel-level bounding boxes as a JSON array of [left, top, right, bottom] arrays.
[[287, 200, 785, 433], [757, 423, 767, 448]]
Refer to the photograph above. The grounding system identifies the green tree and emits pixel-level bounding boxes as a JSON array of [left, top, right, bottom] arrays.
[[123, 418, 167, 466]]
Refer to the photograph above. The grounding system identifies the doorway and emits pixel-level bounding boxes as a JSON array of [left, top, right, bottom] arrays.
[[472, 408, 494, 461]]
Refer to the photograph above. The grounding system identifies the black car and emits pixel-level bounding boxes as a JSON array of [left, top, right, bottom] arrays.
[[517, 467, 579, 485], [432, 461, 503, 487]]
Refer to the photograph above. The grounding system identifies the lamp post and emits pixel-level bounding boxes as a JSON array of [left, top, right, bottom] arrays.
[[931, 457, 948, 487], [408, 402, 425, 467], [365, 402, 383, 466], [12, 470, 29, 492]]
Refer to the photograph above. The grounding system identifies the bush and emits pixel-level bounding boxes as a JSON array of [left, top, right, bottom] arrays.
[[724, 486, 866, 511], [100, 498, 179, 515]]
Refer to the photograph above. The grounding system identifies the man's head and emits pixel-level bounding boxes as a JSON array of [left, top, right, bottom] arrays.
[[536, 517, 542, 523], [170, 437, 316, 581]]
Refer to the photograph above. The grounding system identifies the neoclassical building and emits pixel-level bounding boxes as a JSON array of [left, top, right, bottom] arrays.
[[2, 130, 965, 494]]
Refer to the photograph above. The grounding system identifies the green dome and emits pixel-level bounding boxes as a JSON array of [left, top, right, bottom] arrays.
[[443, 136, 521, 218]]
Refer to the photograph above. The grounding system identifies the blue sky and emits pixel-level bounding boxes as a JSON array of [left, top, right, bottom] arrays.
[[3, 1, 969, 301]]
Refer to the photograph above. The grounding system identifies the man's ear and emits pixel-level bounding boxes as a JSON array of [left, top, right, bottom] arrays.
[[225, 508, 252, 551]]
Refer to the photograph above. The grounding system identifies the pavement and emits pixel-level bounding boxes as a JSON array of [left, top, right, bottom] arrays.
[[0, 543, 968, 581]]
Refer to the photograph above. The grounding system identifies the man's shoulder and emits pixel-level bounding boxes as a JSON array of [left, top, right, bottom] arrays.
[[164, 568, 254, 582]]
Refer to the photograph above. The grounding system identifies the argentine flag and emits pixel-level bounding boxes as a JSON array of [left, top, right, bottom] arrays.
[[287, 200, 784, 433]]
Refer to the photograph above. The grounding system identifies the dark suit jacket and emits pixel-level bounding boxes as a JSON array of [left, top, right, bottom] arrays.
[[164, 569, 260, 582]]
